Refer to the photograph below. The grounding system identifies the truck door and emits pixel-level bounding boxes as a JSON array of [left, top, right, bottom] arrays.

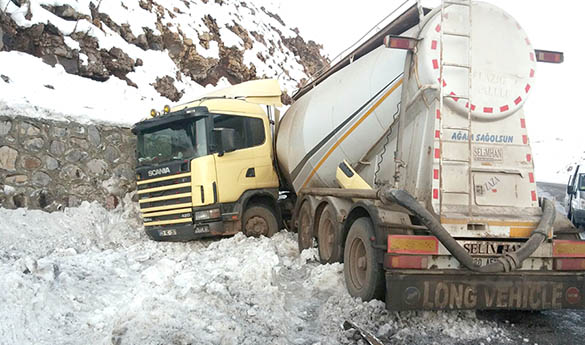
[[212, 114, 276, 203]]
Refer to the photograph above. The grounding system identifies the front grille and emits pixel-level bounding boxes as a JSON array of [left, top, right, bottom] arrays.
[[139, 187, 191, 200], [137, 176, 191, 190]]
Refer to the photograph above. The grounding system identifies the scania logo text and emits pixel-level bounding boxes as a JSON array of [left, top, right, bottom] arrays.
[[148, 167, 171, 177]]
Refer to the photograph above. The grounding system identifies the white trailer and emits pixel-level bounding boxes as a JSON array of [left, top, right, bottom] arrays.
[[277, 1, 585, 310]]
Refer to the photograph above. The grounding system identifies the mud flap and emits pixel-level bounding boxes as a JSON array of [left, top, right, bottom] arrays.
[[385, 271, 585, 311]]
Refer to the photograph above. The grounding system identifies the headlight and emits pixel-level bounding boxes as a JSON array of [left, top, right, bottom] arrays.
[[195, 208, 221, 221]]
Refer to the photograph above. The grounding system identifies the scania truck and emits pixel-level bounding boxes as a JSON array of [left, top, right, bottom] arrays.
[[132, 1, 585, 311]]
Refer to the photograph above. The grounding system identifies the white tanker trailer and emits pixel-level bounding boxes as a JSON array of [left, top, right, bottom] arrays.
[[134, 1, 585, 311]]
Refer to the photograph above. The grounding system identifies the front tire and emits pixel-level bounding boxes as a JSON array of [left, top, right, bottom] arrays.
[[343, 217, 385, 301], [242, 204, 278, 237]]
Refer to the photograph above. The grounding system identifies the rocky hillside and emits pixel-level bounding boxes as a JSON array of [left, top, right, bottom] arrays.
[[0, 0, 328, 124]]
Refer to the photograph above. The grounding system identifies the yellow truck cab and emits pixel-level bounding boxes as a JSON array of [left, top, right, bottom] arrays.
[[132, 80, 282, 241]]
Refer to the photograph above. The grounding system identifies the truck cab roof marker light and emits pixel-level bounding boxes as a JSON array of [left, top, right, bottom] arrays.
[[383, 35, 419, 50], [534, 49, 564, 63]]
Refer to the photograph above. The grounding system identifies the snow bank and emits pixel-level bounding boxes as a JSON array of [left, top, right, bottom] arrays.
[[0, 0, 314, 126], [0, 201, 510, 345]]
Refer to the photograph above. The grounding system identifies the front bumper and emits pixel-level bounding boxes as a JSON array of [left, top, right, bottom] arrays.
[[385, 270, 585, 311], [145, 219, 239, 242]]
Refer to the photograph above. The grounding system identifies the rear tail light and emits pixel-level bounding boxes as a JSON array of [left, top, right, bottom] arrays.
[[387, 235, 439, 254], [555, 258, 585, 271], [535, 49, 564, 63], [384, 35, 418, 50]]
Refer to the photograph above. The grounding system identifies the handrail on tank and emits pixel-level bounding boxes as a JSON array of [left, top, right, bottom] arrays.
[[300, 186, 556, 273]]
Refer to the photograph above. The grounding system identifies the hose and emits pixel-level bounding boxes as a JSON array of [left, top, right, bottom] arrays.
[[380, 187, 556, 273]]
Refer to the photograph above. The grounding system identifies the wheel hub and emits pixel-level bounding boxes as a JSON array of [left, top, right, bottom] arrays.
[[245, 216, 268, 236]]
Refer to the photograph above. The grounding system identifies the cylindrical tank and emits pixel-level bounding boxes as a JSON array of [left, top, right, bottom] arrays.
[[276, 46, 407, 192], [276, 1, 537, 196]]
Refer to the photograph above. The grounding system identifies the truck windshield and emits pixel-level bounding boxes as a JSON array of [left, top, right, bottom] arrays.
[[136, 117, 207, 167]]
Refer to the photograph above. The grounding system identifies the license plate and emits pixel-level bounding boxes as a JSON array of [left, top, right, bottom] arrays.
[[159, 229, 177, 237], [194, 225, 209, 234], [472, 257, 499, 266]]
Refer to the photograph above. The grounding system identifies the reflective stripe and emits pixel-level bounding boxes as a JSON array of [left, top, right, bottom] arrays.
[[301, 79, 403, 189], [137, 172, 191, 185], [139, 192, 192, 204], [140, 202, 193, 213], [138, 182, 191, 195], [144, 218, 192, 227], [142, 208, 192, 218]]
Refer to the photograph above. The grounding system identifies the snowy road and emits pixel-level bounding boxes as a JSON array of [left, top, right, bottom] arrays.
[[0, 196, 583, 345]]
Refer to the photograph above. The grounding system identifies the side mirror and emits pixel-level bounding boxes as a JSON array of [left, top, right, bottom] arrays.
[[213, 128, 236, 156], [568, 184, 575, 195]]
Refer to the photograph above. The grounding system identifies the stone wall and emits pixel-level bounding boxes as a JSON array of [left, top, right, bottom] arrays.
[[0, 115, 136, 211]]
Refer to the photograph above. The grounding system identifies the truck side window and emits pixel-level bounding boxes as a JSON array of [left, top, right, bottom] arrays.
[[213, 115, 265, 151], [579, 174, 585, 191]]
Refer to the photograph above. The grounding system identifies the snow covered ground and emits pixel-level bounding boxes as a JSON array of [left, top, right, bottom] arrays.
[[0, 200, 519, 345]]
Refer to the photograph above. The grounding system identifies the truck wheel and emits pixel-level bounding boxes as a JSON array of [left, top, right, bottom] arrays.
[[317, 205, 343, 264], [243, 205, 278, 237], [344, 217, 385, 301], [298, 201, 314, 252]]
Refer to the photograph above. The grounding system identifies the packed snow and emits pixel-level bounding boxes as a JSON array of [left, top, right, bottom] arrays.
[[0, 0, 310, 125], [0, 199, 516, 345]]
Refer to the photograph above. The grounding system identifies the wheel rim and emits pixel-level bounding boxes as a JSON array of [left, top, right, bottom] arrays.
[[245, 216, 269, 236], [319, 217, 334, 261], [348, 236, 367, 290]]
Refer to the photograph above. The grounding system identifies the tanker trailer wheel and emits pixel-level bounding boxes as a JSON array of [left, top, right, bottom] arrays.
[[317, 205, 343, 264], [298, 201, 315, 252], [344, 217, 385, 301], [243, 204, 278, 237]]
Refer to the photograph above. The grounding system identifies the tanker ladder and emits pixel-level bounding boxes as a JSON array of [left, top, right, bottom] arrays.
[[437, 0, 474, 217]]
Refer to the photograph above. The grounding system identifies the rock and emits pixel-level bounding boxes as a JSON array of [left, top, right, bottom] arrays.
[[87, 159, 108, 176], [45, 156, 59, 170], [65, 149, 87, 162], [32, 172, 52, 187], [60, 164, 86, 181], [51, 127, 67, 137], [50, 140, 66, 156], [282, 35, 329, 78], [5, 175, 27, 185], [71, 138, 89, 150], [87, 125, 100, 146], [70, 125, 86, 137], [54, 5, 87, 21], [104, 146, 121, 163], [67, 194, 82, 207], [24, 138, 44, 151], [0, 146, 18, 171], [113, 164, 134, 181], [0, 75, 9, 83], [135, 58, 144, 67], [0, 120, 12, 136], [19, 122, 41, 136], [106, 195, 119, 209], [151, 76, 183, 102], [22, 156, 41, 170]]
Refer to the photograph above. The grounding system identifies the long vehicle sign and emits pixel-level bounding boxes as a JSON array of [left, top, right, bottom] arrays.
[[386, 273, 585, 310]]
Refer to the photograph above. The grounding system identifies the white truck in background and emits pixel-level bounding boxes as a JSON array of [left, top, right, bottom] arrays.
[[566, 165, 585, 229]]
